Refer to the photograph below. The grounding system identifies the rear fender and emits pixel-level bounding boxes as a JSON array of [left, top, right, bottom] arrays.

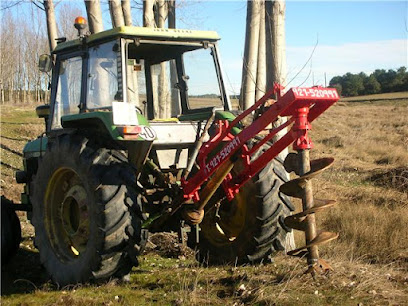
[[61, 111, 154, 177], [61, 111, 153, 141]]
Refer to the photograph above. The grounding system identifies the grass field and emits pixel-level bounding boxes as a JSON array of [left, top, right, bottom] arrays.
[[340, 91, 408, 102], [1, 92, 407, 305]]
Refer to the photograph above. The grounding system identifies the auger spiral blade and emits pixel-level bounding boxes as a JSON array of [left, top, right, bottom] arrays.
[[284, 200, 337, 231], [287, 231, 339, 257], [284, 155, 335, 176], [305, 258, 335, 275], [279, 158, 334, 198], [284, 214, 307, 231], [290, 200, 337, 218], [281, 151, 338, 276]]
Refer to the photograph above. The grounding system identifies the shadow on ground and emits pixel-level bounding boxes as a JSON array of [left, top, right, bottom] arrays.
[[1, 243, 50, 296]]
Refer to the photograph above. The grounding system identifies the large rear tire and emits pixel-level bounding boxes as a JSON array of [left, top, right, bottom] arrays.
[[191, 144, 294, 265], [1, 197, 22, 266], [31, 134, 144, 286]]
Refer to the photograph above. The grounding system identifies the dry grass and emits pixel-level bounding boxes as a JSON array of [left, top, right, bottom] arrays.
[[1, 106, 44, 202], [306, 99, 408, 266], [340, 91, 408, 102], [1, 98, 408, 304]]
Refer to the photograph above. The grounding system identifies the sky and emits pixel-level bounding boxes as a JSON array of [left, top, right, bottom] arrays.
[[182, 1, 407, 94], [6, 0, 408, 95]]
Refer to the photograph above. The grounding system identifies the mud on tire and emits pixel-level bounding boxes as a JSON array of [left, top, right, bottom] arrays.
[[30, 134, 144, 286]]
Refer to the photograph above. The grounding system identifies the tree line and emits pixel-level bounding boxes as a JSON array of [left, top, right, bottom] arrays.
[[0, 0, 174, 106], [329, 67, 408, 97], [0, 3, 81, 104]]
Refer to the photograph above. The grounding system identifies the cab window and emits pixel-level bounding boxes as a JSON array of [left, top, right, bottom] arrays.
[[51, 56, 82, 129], [183, 48, 223, 110], [87, 41, 121, 109]]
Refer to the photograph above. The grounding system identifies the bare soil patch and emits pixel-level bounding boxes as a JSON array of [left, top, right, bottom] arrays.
[[368, 166, 408, 193]]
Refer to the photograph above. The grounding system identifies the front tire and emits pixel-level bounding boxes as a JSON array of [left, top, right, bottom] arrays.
[[31, 134, 144, 286]]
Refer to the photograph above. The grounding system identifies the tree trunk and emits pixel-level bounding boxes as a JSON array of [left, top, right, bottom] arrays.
[[85, 0, 104, 34], [121, 0, 133, 26], [43, 0, 58, 53], [118, 0, 139, 106], [255, 1, 266, 101], [143, 0, 159, 117], [265, 0, 287, 148], [265, 0, 294, 251], [24, 79, 28, 104], [240, 0, 261, 110], [109, 0, 125, 28], [10, 79, 14, 103], [157, 0, 170, 118], [157, 0, 167, 26], [168, 0, 180, 117], [168, 1, 176, 29], [143, 0, 156, 27], [265, 0, 286, 91], [1, 81, 4, 104]]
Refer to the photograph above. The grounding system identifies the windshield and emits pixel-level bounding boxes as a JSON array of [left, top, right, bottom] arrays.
[[183, 48, 223, 110], [127, 41, 226, 119]]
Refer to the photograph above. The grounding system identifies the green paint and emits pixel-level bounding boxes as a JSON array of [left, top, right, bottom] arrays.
[[178, 110, 242, 135], [61, 111, 150, 141], [23, 137, 48, 155], [21, 193, 29, 205], [178, 112, 213, 121]]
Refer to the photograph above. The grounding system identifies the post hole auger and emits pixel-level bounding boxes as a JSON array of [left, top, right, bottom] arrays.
[[177, 84, 340, 272]]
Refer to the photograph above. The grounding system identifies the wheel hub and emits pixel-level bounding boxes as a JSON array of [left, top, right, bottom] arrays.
[[45, 168, 90, 261], [200, 191, 247, 246], [61, 185, 88, 250]]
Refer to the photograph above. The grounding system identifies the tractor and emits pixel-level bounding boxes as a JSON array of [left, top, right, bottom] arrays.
[[9, 18, 339, 285]]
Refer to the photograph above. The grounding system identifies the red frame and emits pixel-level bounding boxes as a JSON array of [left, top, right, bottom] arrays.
[[181, 85, 339, 202]]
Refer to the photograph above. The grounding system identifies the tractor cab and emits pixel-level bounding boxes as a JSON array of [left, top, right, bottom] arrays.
[[35, 23, 237, 172], [41, 25, 231, 130]]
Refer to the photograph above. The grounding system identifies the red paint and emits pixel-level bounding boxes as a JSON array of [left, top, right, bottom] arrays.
[[181, 85, 339, 202]]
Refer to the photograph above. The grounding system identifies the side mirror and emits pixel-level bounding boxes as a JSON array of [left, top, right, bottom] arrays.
[[38, 54, 53, 72], [36, 104, 50, 130], [36, 104, 50, 119]]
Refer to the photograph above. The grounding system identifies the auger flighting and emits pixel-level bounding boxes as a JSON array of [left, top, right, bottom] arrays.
[[280, 105, 339, 275]]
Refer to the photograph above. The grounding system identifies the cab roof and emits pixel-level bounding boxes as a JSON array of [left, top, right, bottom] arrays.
[[53, 26, 221, 53]]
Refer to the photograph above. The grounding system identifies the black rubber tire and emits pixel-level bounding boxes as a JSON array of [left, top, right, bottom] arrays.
[[190, 143, 294, 265], [30, 134, 144, 286], [1, 198, 22, 266]]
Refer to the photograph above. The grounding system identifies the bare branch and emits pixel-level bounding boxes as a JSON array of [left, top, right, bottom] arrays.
[[1, 1, 25, 11], [131, 0, 143, 10], [286, 34, 319, 88], [54, 0, 62, 8], [31, 0, 45, 11], [297, 60, 313, 87]]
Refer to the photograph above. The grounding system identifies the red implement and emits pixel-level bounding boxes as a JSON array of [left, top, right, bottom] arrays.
[[181, 85, 339, 202]]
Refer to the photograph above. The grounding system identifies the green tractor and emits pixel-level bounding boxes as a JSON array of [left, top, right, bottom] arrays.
[[15, 21, 301, 286]]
